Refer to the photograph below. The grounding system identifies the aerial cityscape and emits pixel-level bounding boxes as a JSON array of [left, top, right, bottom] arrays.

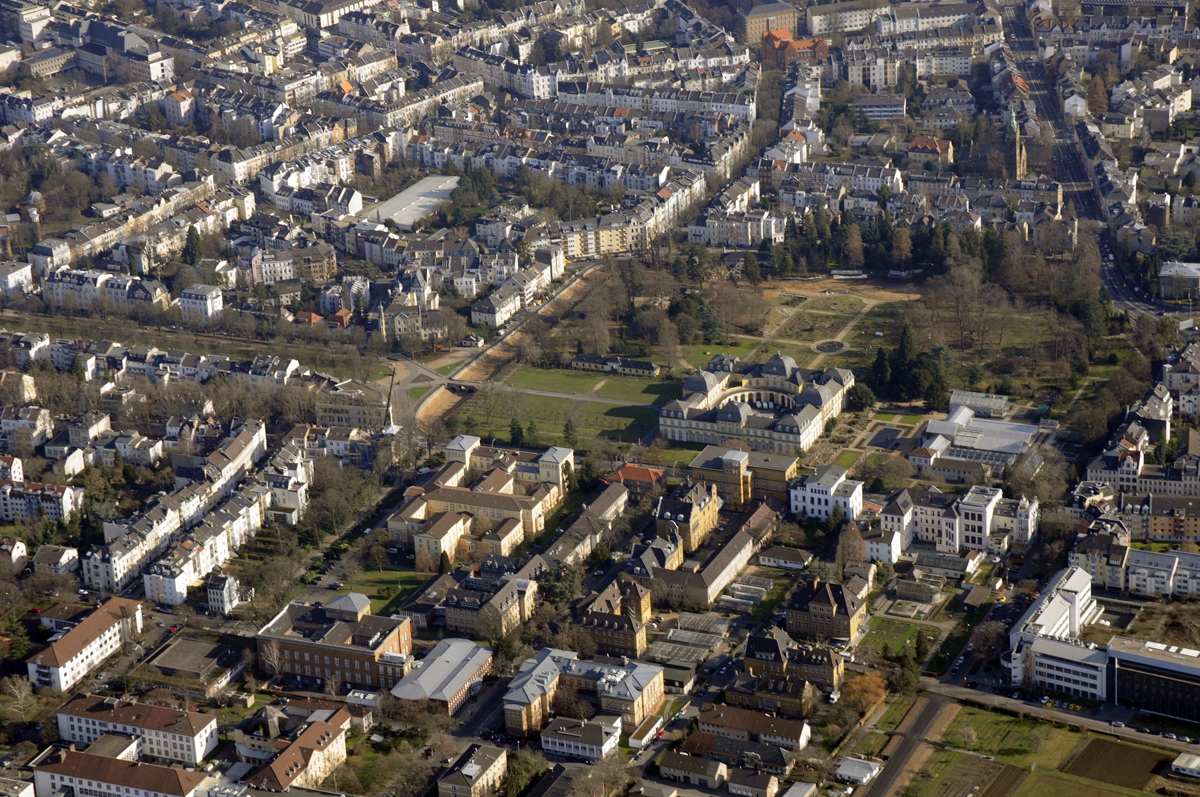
[[4, 0, 1200, 794]]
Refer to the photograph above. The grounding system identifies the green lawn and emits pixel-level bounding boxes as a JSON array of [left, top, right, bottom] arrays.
[[684, 339, 761, 368], [335, 568, 431, 615], [780, 311, 853, 342], [408, 386, 431, 402], [906, 749, 962, 797], [435, 363, 458, 375], [852, 732, 889, 759], [835, 450, 862, 469], [899, 414, 925, 424], [943, 706, 1082, 769], [873, 412, 900, 421], [594, 378, 683, 404], [876, 693, 917, 732], [803, 294, 867, 314], [506, 367, 602, 394], [859, 617, 938, 658]]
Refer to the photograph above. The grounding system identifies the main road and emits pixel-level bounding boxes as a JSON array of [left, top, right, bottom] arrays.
[[1001, 7, 1171, 319]]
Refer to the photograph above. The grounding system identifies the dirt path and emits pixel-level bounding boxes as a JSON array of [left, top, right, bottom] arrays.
[[455, 269, 598, 383], [925, 703, 961, 743], [809, 299, 878, 368], [885, 743, 935, 797]]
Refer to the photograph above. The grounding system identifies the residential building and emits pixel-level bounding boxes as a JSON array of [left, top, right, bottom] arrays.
[[660, 752, 727, 787], [696, 705, 811, 749], [438, 745, 507, 797], [737, 2, 799, 43], [26, 598, 144, 692], [805, 0, 889, 34], [56, 693, 219, 765], [32, 545, 79, 575], [33, 749, 205, 797], [0, 536, 25, 572], [724, 674, 818, 718], [255, 593, 412, 691], [849, 94, 907, 120], [655, 483, 723, 553], [758, 546, 813, 571], [784, 580, 866, 643], [391, 638, 494, 715], [470, 286, 521, 327], [607, 464, 665, 504], [789, 466, 863, 522], [688, 446, 798, 509], [539, 717, 620, 762], [179, 285, 224, 324], [208, 574, 240, 615], [503, 648, 664, 735]]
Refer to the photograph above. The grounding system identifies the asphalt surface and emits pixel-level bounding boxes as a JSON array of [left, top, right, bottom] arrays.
[[862, 695, 949, 797]]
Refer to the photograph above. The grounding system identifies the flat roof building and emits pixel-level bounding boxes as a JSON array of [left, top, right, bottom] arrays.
[[367, 175, 459, 232]]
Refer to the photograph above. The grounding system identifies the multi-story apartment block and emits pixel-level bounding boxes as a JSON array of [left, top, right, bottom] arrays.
[[57, 694, 219, 764], [784, 580, 866, 643], [789, 465, 863, 522], [880, 486, 1038, 555], [655, 483, 723, 553], [26, 598, 143, 691], [688, 446, 798, 510], [438, 745, 507, 797], [82, 422, 268, 592], [32, 545, 78, 575], [577, 579, 650, 658], [503, 648, 663, 735], [806, 0, 889, 34], [179, 285, 224, 324], [33, 749, 205, 797], [255, 592, 412, 691], [737, 2, 799, 42]]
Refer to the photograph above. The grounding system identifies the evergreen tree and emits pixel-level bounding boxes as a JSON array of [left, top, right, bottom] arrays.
[[869, 348, 892, 395], [439, 552, 452, 574], [891, 322, 917, 394], [744, 253, 762, 284], [182, 225, 204, 266], [562, 418, 579, 448], [509, 417, 525, 446]]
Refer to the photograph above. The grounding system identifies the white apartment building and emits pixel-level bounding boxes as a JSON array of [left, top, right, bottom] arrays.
[[83, 422, 267, 592], [144, 482, 270, 606], [57, 693, 219, 764], [806, 0, 889, 35], [179, 285, 224, 324], [539, 717, 620, 762], [958, 486, 1002, 552], [1007, 567, 1101, 686], [33, 749, 205, 797], [881, 487, 1038, 555], [26, 598, 143, 692], [789, 466, 863, 521]]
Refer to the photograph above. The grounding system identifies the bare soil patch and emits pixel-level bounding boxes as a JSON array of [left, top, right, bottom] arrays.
[[1061, 738, 1171, 790]]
